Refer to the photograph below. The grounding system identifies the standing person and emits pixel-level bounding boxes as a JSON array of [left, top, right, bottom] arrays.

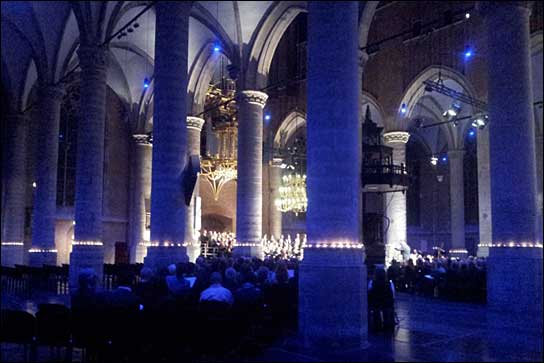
[[368, 266, 396, 331]]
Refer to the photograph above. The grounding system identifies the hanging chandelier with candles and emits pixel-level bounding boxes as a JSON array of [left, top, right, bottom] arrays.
[[200, 79, 238, 201], [275, 131, 307, 215], [276, 173, 307, 215]]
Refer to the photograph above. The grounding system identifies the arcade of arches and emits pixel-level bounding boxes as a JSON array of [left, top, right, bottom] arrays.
[[1, 0, 543, 352]]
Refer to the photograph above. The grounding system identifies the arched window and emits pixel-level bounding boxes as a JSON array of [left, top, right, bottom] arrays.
[[57, 78, 79, 206]]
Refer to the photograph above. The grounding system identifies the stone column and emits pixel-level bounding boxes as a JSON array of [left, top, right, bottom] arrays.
[[186, 116, 205, 262], [269, 157, 283, 239], [69, 45, 108, 288], [477, 127, 492, 257], [536, 133, 543, 243], [1, 115, 28, 266], [482, 2, 542, 318], [383, 131, 410, 265], [130, 134, 152, 263], [448, 149, 467, 257], [300, 1, 367, 349], [233, 90, 268, 258], [29, 85, 65, 267], [144, 2, 191, 270]]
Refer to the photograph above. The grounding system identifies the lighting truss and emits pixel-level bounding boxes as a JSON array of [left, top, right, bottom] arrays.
[[422, 79, 487, 112]]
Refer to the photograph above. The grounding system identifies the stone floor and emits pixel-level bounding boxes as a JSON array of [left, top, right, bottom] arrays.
[[1, 292, 542, 362], [256, 294, 543, 362]]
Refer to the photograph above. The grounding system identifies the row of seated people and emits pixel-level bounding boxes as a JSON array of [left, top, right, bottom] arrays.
[[386, 256, 487, 303], [70, 256, 298, 361]]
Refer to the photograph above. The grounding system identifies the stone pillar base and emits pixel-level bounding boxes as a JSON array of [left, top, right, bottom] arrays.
[[135, 244, 148, 264], [144, 246, 188, 271], [476, 246, 490, 258], [487, 247, 543, 317], [29, 251, 57, 267], [187, 244, 201, 262], [1, 245, 24, 266], [232, 245, 263, 259], [299, 248, 368, 350], [69, 245, 105, 291]]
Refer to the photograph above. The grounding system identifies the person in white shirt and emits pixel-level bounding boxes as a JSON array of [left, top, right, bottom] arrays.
[[200, 271, 234, 306]]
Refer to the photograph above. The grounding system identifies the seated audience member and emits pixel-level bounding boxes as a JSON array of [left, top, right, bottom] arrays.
[[166, 262, 191, 299], [71, 268, 100, 312], [107, 270, 141, 311], [233, 270, 263, 310], [255, 266, 270, 289], [200, 271, 234, 306], [223, 267, 239, 292], [71, 269, 104, 356], [134, 267, 163, 310], [368, 266, 396, 331], [264, 266, 296, 324]]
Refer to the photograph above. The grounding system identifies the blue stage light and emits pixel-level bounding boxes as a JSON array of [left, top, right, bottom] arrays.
[[464, 46, 473, 60]]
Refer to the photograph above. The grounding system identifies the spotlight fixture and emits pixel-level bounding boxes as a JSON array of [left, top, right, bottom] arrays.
[[441, 156, 448, 163], [127, 28, 133, 33], [264, 114, 271, 121], [213, 44, 221, 52], [465, 12, 470, 19], [468, 129, 476, 137], [430, 156, 438, 166], [443, 102, 461, 118], [400, 103, 407, 114], [143, 78, 150, 89], [133, 23, 139, 28], [471, 114, 489, 129], [464, 45, 473, 60]]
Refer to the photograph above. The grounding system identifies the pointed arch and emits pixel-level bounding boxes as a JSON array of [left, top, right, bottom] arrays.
[[273, 109, 306, 148]]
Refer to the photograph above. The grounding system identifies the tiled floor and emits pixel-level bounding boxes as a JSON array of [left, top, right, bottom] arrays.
[[1, 291, 542, 362], [254, 294, 543, 362]]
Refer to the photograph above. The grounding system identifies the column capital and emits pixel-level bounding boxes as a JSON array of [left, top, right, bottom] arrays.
[[133, 134, 152, 146], [447, 149, 466, 159], [187, 116, 205, 131], [478, 1, 531, 18], [39, 85, 65, 102], [383, 131, 410, 145], [269, 157, 284, 168], [237, 90, 268, 108], [358, 49, 370, 69], [77, 45, 109, 72]]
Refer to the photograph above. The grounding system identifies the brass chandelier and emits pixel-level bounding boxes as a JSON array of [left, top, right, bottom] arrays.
[[200, 82, 238, 200], [275, 128, 307, 215], [276, 173, 307, 215]]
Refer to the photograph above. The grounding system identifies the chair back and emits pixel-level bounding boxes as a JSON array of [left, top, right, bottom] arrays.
[[0, 309, 36, 343], [35, 303, 71, 346]]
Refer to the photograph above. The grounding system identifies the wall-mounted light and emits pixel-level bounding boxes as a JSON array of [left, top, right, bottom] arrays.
[[143, 78, 150, 89], [430, 156, 438, 166], [400, 103, 407, 114]]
